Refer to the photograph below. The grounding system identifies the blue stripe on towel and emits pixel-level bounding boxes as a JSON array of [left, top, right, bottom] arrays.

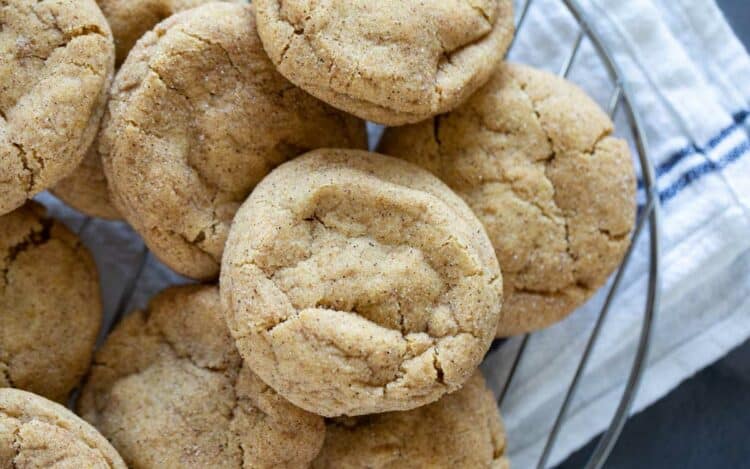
[[636, 110, 749, 203], [639, 110, 749, 189], [659, 139, 750, 203]]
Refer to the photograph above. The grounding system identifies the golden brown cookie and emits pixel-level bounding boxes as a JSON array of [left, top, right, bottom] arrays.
[[0, 202, 102, 403], [52, 145, 120, 220], [101, 2, 366, 280], [78, 285, 325, 469], [220, 149, 503, 417], [312, 372, 509, 469], [52, 0, 241, 220], [101, 0, 243, 67], [254, 0, 514, 125], [0, 0, 114, 216], [380, 63, 636, 336], [0, 389, 125, 468]]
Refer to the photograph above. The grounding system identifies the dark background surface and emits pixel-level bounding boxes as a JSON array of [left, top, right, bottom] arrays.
[[721, 0, 750, 46], [557, 1, 750, 468]]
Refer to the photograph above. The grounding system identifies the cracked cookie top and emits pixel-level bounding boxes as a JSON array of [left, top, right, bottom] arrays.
[[0, 0, 114, 216], [254, 0, 515, 125], [0, 202, 102, 403], [0, 388, 125, 468], [77, 285, 325, 469], [380, 63, 637, 336], [99, 0, 242, 67], [220, 149, 503, 417], [254, 0, 513, 125], [101, 2, 367, 280], [312, 372, 509, 469], [53, 0, 242, 221]]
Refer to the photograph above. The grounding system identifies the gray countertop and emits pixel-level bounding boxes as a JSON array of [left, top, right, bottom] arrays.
[[558, 1, 750, 467], [720, 0, 750, 46]]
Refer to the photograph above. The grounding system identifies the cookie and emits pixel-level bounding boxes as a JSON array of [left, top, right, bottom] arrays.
[[380, 63, 636, 336], [52, 0, 241, 220], [0, 202, 102, 403], [52, 145, 121, 220], [312, 372, 508, 469], [101, 0, 243, 67], [0, 388, 125, 468], [101, 2, 366, 280], [220, 149, 503, 417], [254, 0, 514, 125], [77, 285, 325, 469], [0, 0, 114, 216]]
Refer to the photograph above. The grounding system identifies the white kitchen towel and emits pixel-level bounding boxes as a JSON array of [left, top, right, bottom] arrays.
[[34, 0, 750, 467], [480, 0, 750, 467]]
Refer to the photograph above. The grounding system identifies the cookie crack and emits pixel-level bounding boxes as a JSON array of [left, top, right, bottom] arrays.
[[474, 147, 562, 226], [146, 64, 185, 97], [299, 325, 409, 389], [588, 125, 613, 156], [511, 282, 587, 297], [434, 14, 496, 104], [470, 4, 492, 24], [179, 30, 242, 78], [65, 24, 107, 40], [271, 17, 421, 119], [11, 424, 21, 469], [11, 142, 35, 195], [229, 371, 287, 467], [598, 226, 630, 242], [517, 80, 578, 270], [166, 227, 220, 263], [0, 409, 119, 469], [13, 1, 61, 39], [66, 58, 103, 76], [275, 0, 310, 36], [227, 385, 245, 469], [10, 1, 106, 63], [278, 39, 293, 65], [1, 215, 53, 286], [1, 361, 16, 388], [265, 213, 475, 339], [432, 348, 445, 385]]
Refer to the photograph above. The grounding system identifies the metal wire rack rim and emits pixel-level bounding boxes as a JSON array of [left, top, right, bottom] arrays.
[[71, 1, 661, 468]]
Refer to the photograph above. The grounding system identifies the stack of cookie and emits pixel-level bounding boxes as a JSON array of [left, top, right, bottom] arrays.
[[1, 0, 637, 467]]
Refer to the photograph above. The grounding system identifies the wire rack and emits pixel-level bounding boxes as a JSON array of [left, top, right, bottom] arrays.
[[490, 0, 662, 468], [66, 0, 661, 467]]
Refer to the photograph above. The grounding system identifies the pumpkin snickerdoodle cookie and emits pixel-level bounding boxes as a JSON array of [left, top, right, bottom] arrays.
[[312, 372, 509, 469], [220, 149, 503, 417], [0, 0, 114, 216], [254, 0, 515, 125], [53, 147, 121, 220], [0, 388, 126, 468], [77, 285, 325, 469], [0, 202, 102, 403], [52, 0, 240, 220], [380, 63, 636, 336], [101, 2, 366, 280], [101, 0, 244, 67]]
